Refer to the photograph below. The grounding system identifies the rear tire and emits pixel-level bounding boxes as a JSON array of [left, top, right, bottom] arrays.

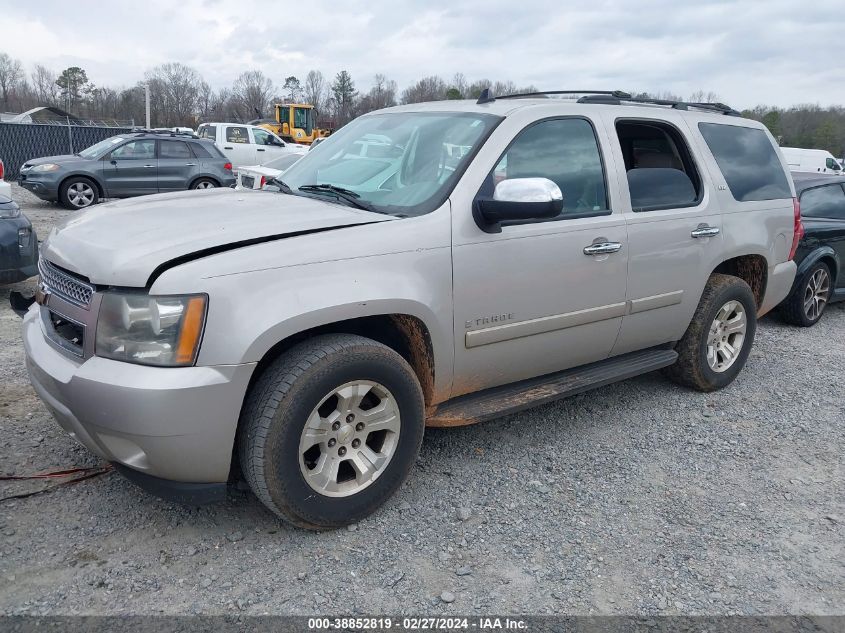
[[238, 334, 425, 530], [191, 177, 218, 190], [664, 274, 757, 392], [59, 177, 99, 210], [779, 261, 831, 327]]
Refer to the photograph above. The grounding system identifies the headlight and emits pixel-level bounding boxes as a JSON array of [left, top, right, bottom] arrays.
[[30, 163, 60, 173], [96, 293, 207, 367]]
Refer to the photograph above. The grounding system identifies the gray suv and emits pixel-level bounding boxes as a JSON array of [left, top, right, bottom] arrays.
[[18, 131, 235, 209], [21, 90, 799, 529]]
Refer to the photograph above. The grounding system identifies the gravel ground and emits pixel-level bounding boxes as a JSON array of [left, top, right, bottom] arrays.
[[0, 182, 843, 616]]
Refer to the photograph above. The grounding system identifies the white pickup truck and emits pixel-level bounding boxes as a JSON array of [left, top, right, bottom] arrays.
[[197, 123, 306, 170]]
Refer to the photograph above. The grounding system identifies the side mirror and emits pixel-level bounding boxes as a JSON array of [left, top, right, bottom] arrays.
[[474, 178, 563, 233]]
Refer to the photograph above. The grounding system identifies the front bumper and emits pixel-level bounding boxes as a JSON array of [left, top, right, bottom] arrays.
[[759, 260, 797, 316], [22, 306, 256, 484], [18, 174, 60, 200]]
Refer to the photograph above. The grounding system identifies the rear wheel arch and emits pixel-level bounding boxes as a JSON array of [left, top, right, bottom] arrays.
[[712, 254, 767, 309], [798, 248, 839, 287], [189, 175, 220, 189]]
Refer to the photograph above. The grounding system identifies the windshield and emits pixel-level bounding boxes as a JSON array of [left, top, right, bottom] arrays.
[[280, 111, 500, 216], [79, 136, 126, 159]]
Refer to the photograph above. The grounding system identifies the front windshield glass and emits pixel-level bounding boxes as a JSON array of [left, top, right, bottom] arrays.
[[280, 111, 500, 216], [79, 136, 125, 159]]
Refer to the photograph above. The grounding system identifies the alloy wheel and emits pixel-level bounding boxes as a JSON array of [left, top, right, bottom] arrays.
[[706, 299, 747, 373], [195, 180, 216, 189], [298, 380, 401, 498], [803, 268, 830, 322], [68, 182, 95, 208]]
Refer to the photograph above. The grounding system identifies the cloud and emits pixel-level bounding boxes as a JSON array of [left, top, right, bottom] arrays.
[[2, 0, 844, 107]]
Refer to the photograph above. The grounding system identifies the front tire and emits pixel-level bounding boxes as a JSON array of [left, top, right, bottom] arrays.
[[59, 177, 99, 210], [779, 261, 831, 327], [665, 274, 757, 392], [238, 334, 425, 529]]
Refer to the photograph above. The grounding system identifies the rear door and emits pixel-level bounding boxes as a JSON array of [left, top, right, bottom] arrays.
[[221, 125, 255, 167], [102, 139, 158, 197], [604, 114, 724, 355], [157, 139, 199, 192]]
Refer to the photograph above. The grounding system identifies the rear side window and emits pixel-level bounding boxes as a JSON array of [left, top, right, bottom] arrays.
[[226, 126, 249, 144], [198, 125, 215, 141], [800, 184, 845, 219], [483, 117, 609, 220], [159, 140, 191, 159], [190, 142, 213, 158], [698, 123, 791, 202]]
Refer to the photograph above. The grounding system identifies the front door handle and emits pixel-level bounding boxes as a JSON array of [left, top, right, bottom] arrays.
[[224, 146, 233, 150], [142, 164, 155, 168], [184, 163, 197, 167], [583, 241, 623, 256], [691, 225, 720, 238], [257, 148, 266, 152]]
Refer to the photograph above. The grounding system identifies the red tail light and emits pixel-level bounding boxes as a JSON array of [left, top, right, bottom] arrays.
[[224, 162, 232, 172], [259, 176, 266, 188], [788, 197, 804, 261], [0, 159, 5, 181]]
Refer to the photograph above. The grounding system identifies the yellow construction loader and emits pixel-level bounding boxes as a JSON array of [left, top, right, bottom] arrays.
[[257, 103, 331, 145]]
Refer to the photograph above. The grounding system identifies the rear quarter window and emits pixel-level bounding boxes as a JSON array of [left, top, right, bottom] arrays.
[[698, 122, 791, 202]]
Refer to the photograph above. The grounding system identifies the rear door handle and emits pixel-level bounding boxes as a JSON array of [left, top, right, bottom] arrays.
[[691, 225, 720, 238], [184, 163, 197, 166], [142, 164, 155, 168], [583, 241, 623, 255], [224, 146, 233, 150], [256, 148, 265, 152]]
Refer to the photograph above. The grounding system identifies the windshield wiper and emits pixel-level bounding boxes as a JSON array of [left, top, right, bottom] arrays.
[[268, 178, 293, 194], [297, 184, 378, 212]]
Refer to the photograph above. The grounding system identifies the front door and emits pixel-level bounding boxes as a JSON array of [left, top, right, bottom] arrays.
[[451, 116, 629, 397], [251, 127, 285, 165], [157, 139, 199, 192], [102, 139, 158, 197]]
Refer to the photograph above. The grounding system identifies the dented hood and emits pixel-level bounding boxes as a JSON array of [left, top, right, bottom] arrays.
[[41, 188, 392, 287]]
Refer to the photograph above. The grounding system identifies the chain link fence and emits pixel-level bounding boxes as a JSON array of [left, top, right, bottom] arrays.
[[0, 122, 133, 180]]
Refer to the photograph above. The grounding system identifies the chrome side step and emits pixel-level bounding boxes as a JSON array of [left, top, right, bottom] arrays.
[[427, 347, 678, 427]]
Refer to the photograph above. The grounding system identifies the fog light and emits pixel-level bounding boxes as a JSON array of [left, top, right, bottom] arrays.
[[18, 227, 31, 248]]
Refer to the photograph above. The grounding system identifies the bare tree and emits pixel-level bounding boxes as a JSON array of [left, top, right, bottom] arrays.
[[401, 75, 447, 104], [145, 62, 203, 127], [231, 70, 274, 121], [0, 53, 24, 110], [303, 70, 328, 123], [31, 64, 58, 105], [688, 90, 721, 103]]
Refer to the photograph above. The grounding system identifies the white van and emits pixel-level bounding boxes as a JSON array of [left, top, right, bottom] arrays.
[[197, 123, 306, 169], [780, 147, 843, 175]]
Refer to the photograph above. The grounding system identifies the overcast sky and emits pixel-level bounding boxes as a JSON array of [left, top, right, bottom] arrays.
[[3, 0, 844, 108]]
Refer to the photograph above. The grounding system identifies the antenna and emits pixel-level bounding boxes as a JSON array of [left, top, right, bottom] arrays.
[[476, 88, 495, 105]]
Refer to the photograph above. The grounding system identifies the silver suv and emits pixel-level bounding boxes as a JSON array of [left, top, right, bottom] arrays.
[[22, 90, 800, 529]]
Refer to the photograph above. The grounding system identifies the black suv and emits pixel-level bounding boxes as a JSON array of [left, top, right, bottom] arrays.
[[779, 174, 845, 326], [18, 130, 235, 210]]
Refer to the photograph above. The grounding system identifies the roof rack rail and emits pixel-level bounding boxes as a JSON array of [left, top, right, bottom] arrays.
[[130, 128, 200, 138], [476, 89, 741, 116]]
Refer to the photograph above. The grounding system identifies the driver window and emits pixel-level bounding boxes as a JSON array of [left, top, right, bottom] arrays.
[[252, 128, 274, 146], [110, 140, 155, 160], [485, 118, 609, 219]]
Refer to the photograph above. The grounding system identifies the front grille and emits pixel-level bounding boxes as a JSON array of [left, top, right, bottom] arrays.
[[38, 259, 94, 307]]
